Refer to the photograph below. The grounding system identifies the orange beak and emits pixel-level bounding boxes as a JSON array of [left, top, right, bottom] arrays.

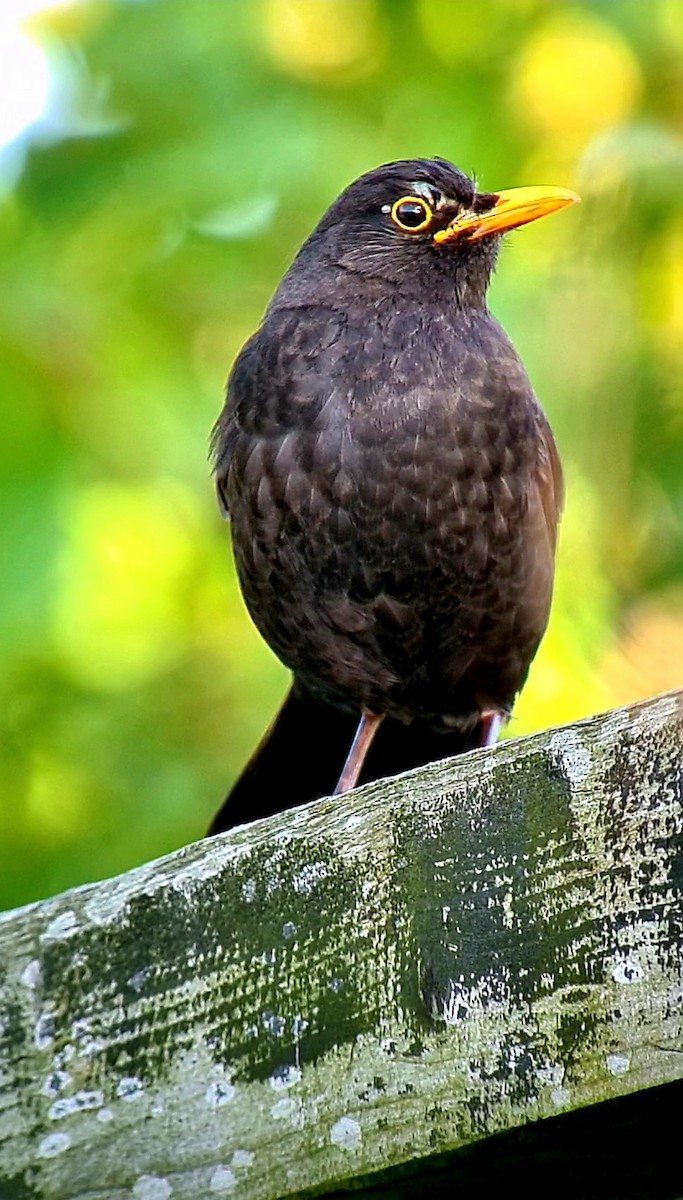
[[433, 185, 580, 245]]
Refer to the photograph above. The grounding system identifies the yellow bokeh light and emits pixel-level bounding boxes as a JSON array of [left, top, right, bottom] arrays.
[[418, 0, 532, 67], [26, 753, 91, 840], [263, 0, 380, 80], [511, 465, 617, 735], [646, 222, 683, 361], [601, 593, 683, 707], [53, 483, 203, 690], [23, 0, 99, 39], [512, 12, 642, 140]]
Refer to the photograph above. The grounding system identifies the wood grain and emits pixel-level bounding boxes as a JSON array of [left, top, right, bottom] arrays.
[[0, 690, 681, 1199]]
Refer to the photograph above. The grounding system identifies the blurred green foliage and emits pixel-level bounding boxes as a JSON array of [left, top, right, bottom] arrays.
[[1, 0, 681, 911]]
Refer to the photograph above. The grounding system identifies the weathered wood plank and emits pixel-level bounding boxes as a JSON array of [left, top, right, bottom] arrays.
[[0, 690, 681, 1199]]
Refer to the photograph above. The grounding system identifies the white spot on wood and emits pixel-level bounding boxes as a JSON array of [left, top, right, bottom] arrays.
[[270, 1097, 297, 1121], [128, 968, 150, 992], [270, 1065, 301, 1090], [34, 1010, 55, 1050], [74, 1089, 103, 1111], [48, 1091, 103, 1120], [41, 910, 78, 942], [612, 957, 644, 984], [330, 1116, 362, 1150], [48, 1098, 77, 1121], [550, 1087, 571, 1108], [54, 1043, 76, 1068], [291, 862, 329, 895], [231, 1150, 254, 1169], [209, 1166, 236, 1192], [97, 1107, 114, 1123], [41, 1070, 71, 1097], [606, 1054, 630, 1076], [38, 1131, 71, 1158], [536, 1063, 564, 1087], [21, 959, 42, 989], [206, 1080, 235, 1107], [261, 1010, 286, 1037], [150, 1099, 165, 1117], [440, 980, 471, 1025], [241, 878, 257, 903], [84, 892, 126, 926], [343, 814, 364, 831], [79, 1035, 104, 1058], [116, 1076, 144, 1101], [71, 1017, 91, 1040], [597, 707, 632, 747], [292, 1015, 308, 1039], [132, 1175, 172, 1199], [549, 729, 592, 782], [69, 1016, 104, 1058]]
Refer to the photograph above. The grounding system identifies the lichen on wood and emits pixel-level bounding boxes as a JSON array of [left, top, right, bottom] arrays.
[[0, 690, 681, 1199]]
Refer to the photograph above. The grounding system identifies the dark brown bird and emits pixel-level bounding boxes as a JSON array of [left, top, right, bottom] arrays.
[[209, 157, 577, 834]]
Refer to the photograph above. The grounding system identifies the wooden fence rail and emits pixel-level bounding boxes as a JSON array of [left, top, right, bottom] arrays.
[[1, 689, 681, 1199]]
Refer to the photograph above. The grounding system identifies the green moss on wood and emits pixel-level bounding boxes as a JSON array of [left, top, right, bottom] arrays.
[[0, 690, 681, 1200]]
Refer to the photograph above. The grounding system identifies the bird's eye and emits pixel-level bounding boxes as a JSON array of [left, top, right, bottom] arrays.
[[390, 195, 433, 234]]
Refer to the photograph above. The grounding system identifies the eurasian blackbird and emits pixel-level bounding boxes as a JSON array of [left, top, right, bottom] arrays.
[[209, 157, 577, 834]]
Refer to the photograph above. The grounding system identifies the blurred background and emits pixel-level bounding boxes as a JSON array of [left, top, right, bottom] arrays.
[[1, 0, 681, 911]]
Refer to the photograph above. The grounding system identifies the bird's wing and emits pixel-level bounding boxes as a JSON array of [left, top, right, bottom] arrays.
[[513, 412, 564, 654], [211, 335, 253, 520], [535, 414, 564, 552], [211, 309, 348, 520]]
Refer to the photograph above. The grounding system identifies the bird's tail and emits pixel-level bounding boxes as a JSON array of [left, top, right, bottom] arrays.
[[208, 683, 483, 836]]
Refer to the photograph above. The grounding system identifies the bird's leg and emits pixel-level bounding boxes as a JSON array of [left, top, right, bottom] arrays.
[[334, 710, 384, 794], [480, 710, 503, 747]]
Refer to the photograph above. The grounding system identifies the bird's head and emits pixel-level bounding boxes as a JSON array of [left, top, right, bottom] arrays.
[[283, 157, 578, 308]]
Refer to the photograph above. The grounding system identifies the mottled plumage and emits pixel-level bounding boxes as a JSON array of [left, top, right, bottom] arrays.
[[210, 157, 568, 833]]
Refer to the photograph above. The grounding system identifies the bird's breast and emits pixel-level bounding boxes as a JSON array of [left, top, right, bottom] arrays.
[[224, 302, 551, 718]]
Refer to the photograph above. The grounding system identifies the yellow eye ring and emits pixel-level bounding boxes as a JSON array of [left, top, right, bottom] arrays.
[[390, 195, 433, 234]]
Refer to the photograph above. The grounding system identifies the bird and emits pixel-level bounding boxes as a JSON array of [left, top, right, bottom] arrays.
[[208, 157, 577, 835]]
